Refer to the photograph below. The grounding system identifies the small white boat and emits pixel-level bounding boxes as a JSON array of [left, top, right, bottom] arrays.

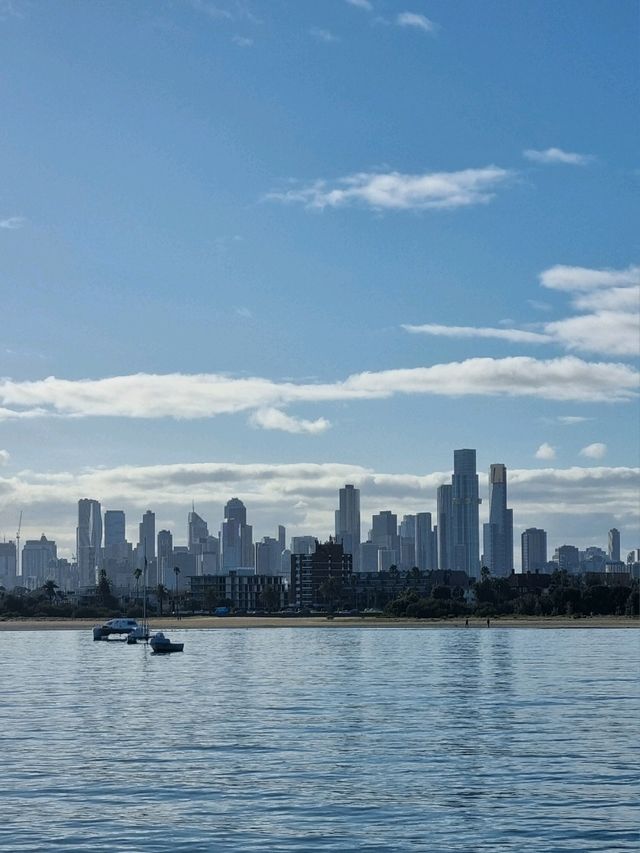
[[149, 632, 184, 654]]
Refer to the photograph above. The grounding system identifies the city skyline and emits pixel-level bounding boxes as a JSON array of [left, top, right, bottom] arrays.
[[0, 2, 638, 559], [2, 453, 636, 577]]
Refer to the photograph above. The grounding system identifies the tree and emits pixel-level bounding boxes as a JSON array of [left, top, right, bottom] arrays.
[[133, 567, 142, 603], [204, 587, 218, 615], [480, 566, 491, 583], [42, 579, 59, 605], [261, 585, 280, 613], [173, 566, 181, 617], [318, 576, 343, 612], [156, 584, 169, 617], [97, 569, 117, 609]]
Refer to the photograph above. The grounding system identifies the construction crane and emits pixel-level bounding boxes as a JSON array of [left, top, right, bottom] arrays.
[[16, 511, 22, 579]]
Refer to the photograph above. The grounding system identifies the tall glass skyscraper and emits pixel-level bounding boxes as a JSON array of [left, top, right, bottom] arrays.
[[482, 463, 514, 576], [451, 449, 481, 578], [335, 484, 361, 571], [76, 498, 102, 587], [436, 484, 452, 570]]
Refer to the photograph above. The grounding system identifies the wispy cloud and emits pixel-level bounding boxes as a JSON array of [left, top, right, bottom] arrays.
[[557, 416, 591, 425], [535, 442, 556, 460], [235, 306, 254, 319], [523, 147, 594, 166], [309, 27, 339, 43], [403, 323, 549, 344], [580, 442, 607, 460], [250, 408, 330, 435], [404, 263, 640, 358], [346, 0, 372, 10], [0, 356, 635, 431], [187, 0, 233, 21], [232, 34, 253, 47], [268, 166, 513, 211], [0, 450, 9, 466], [0, 216, 26, 230], [540, 264, 640, 291], [396, 12, 437, 33]]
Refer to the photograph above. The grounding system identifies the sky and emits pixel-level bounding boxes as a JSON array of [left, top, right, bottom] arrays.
[[0, 0, 638, 561]]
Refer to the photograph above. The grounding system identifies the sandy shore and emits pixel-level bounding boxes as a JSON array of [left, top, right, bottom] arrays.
[[0, 615, 637, 631]]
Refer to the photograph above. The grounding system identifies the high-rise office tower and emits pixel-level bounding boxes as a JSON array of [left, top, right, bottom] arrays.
[[138, 510, 156, 563], [188, 510, 209, 554], [399, 514, 416, 570], [157, 529, 173, 585], [482, 464, 514, 576], [521, 528, 547, 573], [451, 449, 481, 578], [608, 528, 621, 562], [278, 525, 286, 551], [22, 535, 57, 588], [104, 510, 126, 548], [0, 541, 16, 589], [335, 484, 361, 572], [437, 485, 453, 570], [77, 498, 102, 587], [415, 512, 435, 571], [221, 498, 253, 569]]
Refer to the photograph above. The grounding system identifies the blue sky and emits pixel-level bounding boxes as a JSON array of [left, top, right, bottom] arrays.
[[1, 0, 638, 557]]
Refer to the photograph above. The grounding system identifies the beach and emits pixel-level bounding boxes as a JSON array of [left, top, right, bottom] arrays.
[[0, 615, 637, 630]]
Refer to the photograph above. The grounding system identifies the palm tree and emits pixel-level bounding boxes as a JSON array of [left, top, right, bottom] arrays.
[[156, 584, 168, 617], [173, 566, 181, 618], [133, 567, 142, 603], [43, 579, 59, 605]]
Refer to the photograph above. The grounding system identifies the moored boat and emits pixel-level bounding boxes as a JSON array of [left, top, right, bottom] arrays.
[[149, 631, 184, 654], [93, 618, 140, 641]]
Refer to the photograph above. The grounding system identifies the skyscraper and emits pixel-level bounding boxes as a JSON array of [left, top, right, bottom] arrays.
[[104, 510, 126, 548], [437, 484, 453, 570], [138, 510, 156, 563], [608, 528, 621, 562], [77, 498, 102, 587], [188, 510, 209, 554], [482, 463, 514, 576], [451, 449, 481, 578], [335, 484, 361, 572], [521, 528, 547, 573], [415, 512, 435, 571], [221, 498, 253, 569], [157, 529, 173, 585]]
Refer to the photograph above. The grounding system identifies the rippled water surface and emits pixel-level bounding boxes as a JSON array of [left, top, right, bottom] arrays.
[[1, 627, 638, 852]]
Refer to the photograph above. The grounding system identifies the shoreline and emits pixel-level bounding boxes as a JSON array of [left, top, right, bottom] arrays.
[[0, 615, 637, 631]]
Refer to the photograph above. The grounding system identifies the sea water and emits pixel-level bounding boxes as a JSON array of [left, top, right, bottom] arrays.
[[0, 627, 638, 852]]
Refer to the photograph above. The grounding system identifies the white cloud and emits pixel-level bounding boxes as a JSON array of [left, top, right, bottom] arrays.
[[406, 263, 640, 358], [544, 310, 639, 358], [523, 147, 594, 166], [250, 408, 331, 435], [396, 12, 436, 33], [580, 442, 607, 460], [557, 416, 591, 425], [0, 450, 9, 465], [4, 462, 638, 560], [268, 166, 513, 211], [0, 356, 635, 429], [310, 27, 339, 42], [535, 442, 556, 460], [0, 216, 25, 230], [403, 323, 550, 344], [540, 264, 640, 292], [346, 0, 372, 10], [232, 35, 253, 47], [187, 0, 233, 21]]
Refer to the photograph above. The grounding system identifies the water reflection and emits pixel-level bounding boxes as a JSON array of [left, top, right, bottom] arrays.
[[0, 627, 637, 852]]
